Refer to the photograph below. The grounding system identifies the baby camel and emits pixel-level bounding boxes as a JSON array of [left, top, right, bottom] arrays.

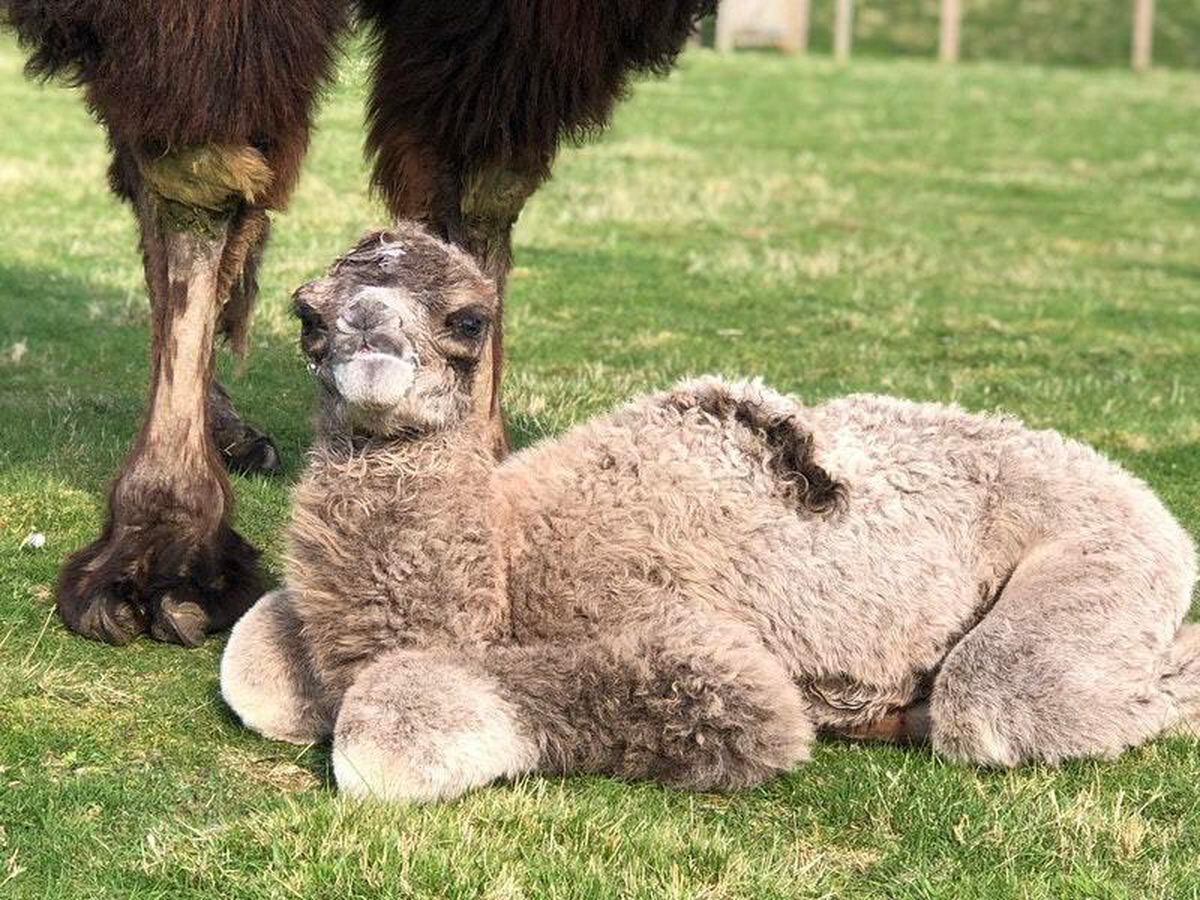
[[221, 225, 1200, 802]]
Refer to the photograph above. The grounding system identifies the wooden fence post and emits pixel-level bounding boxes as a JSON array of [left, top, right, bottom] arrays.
[[715, 7, 736, 53], [1132, 0, 1155, 71], [834, 0, 854, 63], [782, 0, 812, 54], [939, 0, 962, 64]]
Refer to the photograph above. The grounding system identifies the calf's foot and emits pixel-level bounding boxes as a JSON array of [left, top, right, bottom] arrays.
[[332, 650, 536, 803]]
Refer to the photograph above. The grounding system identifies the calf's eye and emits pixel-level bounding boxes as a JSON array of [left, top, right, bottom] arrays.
[[447, 310, 488, 340]]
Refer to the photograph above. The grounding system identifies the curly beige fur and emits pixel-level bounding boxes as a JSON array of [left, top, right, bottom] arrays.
[[222, 225, 1200, 803]]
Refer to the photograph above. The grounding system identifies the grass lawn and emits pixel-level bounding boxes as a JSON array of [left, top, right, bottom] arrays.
[[794, 0, 1200, 69], [2, 33, 1200, 899]]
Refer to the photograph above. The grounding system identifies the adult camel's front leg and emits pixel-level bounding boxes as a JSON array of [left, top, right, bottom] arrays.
[[364, 127, 538, 456], [455, 166, 541, 456], [6, 0, 349, 644], [56, 153, 274, 646]]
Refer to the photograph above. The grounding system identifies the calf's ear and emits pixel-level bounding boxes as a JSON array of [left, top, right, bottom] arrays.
[[291, 282, 329, 365]]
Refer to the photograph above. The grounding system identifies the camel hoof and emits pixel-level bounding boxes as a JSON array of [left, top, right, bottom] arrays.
[[209, 381, 282, 477], [150, 591, 211, 648], [67, 586, 148, 646], [55, 522, 262, 648], [219, 431, 281, 477]]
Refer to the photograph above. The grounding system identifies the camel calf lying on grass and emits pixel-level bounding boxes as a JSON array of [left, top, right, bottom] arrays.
[[221, 224, 1200, 802]]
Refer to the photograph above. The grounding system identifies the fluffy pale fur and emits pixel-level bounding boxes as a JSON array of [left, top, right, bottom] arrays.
[[222, 225, 1200, 801]]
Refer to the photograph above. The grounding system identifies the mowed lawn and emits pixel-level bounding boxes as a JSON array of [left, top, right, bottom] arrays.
[[2, 32, 1200, 898]]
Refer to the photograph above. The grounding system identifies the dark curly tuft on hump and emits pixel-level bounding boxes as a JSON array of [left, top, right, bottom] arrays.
[[667, 381, 848, 517]]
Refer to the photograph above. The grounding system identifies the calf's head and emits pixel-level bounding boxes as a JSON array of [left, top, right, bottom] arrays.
[[293, 224, 497, 437]]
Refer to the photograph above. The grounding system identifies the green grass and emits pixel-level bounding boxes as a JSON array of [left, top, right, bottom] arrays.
[[779, 0, 1200, 69], [2, 35, 1200, 900]]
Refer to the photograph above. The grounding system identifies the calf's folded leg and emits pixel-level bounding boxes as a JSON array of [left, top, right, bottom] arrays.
[[220, 590, 333, 744], [332, 621, 813, 803], [930, 529, 1196, 767]]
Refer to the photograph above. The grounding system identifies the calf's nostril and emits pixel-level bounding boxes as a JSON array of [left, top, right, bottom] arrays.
[[343, 296, 398, 333]]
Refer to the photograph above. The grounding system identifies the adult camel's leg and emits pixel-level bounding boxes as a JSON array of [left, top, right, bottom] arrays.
[[360, 124, 539, 457], [357, 1, 717, 454], [58, 157, 274, 646], [209, 215, 282, 477], [6, 1, 349, 644]]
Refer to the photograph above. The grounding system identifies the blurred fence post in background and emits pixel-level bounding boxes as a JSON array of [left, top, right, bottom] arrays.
[[785, 0, 812, 54], [939, 0, 962, 63], [711, 0, 1188, 68], [715, 0, 809, 54], [1132, 0, 1155, 71], [715, 5, 736, 53], [834, 0, 854, 63]]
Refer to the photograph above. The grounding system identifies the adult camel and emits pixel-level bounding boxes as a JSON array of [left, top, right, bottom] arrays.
[[3, 1, 715, 646]]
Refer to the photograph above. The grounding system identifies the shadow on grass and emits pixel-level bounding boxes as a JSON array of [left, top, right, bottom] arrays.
[[206, 680, 340, 789], [0, 259, 134, 335]]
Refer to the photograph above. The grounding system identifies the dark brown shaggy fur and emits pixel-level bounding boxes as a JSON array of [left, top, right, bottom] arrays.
[[358, 0, 718, 213], [7, 0, 346, 188]]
